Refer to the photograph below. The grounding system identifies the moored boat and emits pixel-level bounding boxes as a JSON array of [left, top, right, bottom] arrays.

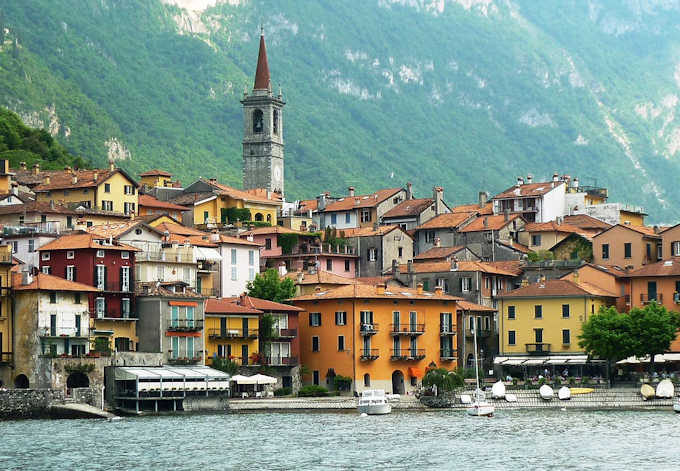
[[640, 384, 655, 401], [491, 381, 506, 399], [539, 385, 554, 400], [558, 386, 571, 401], [674, 398, 680, 413], [357, 389, 392, 415], [465, 316, 494, 417], [505, 393, 517, 403], [656, 379, 674, 399]]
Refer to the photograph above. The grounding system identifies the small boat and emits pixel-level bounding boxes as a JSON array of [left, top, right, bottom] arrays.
[[558, 386, 571, 401], [674, 398, 680, 413], [570, 388, 594, 395], [459, 394, 472, 404], [539, 385, 554, 400], [505, 393, 517, 403], [640, 384, 655, 401], [466, 316, 494, 417], [491, 381, 506, 399], [357, 389, 391, 415], [656, 379, 674, 398]]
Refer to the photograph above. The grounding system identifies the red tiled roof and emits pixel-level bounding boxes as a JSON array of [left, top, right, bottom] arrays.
[[563, 214, 612, 231], [38, 232, 139, 252], [254, 33, 270, 90], [451, 202, 493, 215], [383, 198, 433, 218], [323, 188, 403, 212], [241, 226, 306, 236], [13, 273, 99, 292], [32, 169, 138, 192], [496, 239, 531, 254], [228, 295, 304, 312], [205, 298, 262, 315], [138, 194, 189, 211], [140, 169, 172, 177], [413, 246, 467, 261], [398, 261, 519, 276], [202, 179, 280, 205], [340, 225, 411, 239], [459, 214, 522, 232], [625, 258, 680, 277], [86, 220, 163, 239], [456, 300, 497, 312], [416, 212, 475, 230], [494, 181, 565, 199], [296, 199, 318, 214], [284, 270, 355, 285], [525, 221, 582, 233], [593, 224, 661, 240], [500, 279, 617, 298], [291, 283, 462, 302]]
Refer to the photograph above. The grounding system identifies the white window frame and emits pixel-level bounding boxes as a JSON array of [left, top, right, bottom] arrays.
[[96, 249, 105, 258], [41, 266, 51, 274], [121, 266, 130, 292], [96, 265, 106, 290], [461, 277, 472, 292], [231, 248, 237, 265], [67, 250, 75, 259], [310, 312, 321, 327], [248, 250, 255, 266], [122, 298, 130, 318], [231, 266, 238, 281], [66, 265, 75, 281], [673, 241, 680, 257], [361, 209, 371, 223], [249, 268, 255, 281], [96, 297, 105, 319], [41, 252, 50, 261], [335, 311, 347, 326], [121, 251, 129, 259], [368, 247, 377, 262]]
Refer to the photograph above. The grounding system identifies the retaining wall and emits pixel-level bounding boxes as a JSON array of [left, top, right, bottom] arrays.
[[0, 389, 64, 420], [228, 395, 424, 411]]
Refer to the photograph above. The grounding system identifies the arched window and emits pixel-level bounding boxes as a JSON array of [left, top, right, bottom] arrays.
[[255, 213, 264, 222], [363, 373, 370, 387], [14, 374, 29, 389], [273, 109, 279, 135], [252, 109, 264, 133], [266, 214, 272, 223]]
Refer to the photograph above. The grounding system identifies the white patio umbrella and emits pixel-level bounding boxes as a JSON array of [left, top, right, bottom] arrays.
[[251, 374, 277, 385], [230, 374, 257, 385]]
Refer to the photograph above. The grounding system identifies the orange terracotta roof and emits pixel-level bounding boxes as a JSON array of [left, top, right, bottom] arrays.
[[593, 224, 661, 240], [38, 232, 140, 252], [500, 279, 617, 298], [245, 188, 283, 201], [228, 295, 304, 312], [155, 222, 207, 236], [625, 258, 680, 277], [416, 212, 475, 230], [525, 221, 583, 233], [560, 263, 628, 280], [340, 225, 411, 239], [241, 226, 306, 236], [32, 169, 138, 192], [202, 179, 280, 205], [156, 222, 260, 247], [494, 181, 565, 199], [13, 273, 99, 292], [136, 281, 203, 298], [254, 32, 270, 90], [355, 275, 403, 286], [456, 300, 497, 312], [138, 194, 189, 211], [451, 202, 493, 215], [0, 201, 131, 219], [485, 261, 524, 276], [563, 214, 612, 231], [284, 270, 355, 285], [323, 188, 403, 212], [140, 169, 172, 177], [169, 192, 216, 206], [291, 283, 462, 302], [86, 221, 163, 239], [413, 246, 467, 261], [217, 234, 261, 247], [459, 214, 522, 232], [383, 198, 434, 218], [205, 298, 262, 315], [497, 239, 531, 254], [398, 261, 519, 276], [296, 199, 318, 214], [167, 234, 218, 247]]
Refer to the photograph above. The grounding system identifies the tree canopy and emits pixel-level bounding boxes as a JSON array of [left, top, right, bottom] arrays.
[[422, 368, 464, 395], [246, 268, 296, 303]]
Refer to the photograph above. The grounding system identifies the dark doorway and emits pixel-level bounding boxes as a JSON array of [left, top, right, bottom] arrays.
[[67, 372, 90, 389], [391, 370, 405, 394], [14, 374, 29, 389]]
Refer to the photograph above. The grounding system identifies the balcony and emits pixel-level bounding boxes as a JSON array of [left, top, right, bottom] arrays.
[[360, 349, 379, 361], [0, 352, 12, 364], [440, 349, 457, 361], [390, 349, 425, 361], [167, 318, 204, 332], [640, 293, 663, 304], [360, 323, 379, 336], [274, 328, 297, 339], [465, 329, 491, 339], [526, 343, 551, 354], [167, 355, 202, 365], [440, 324, 456, 336], [207, 327, 258, 339], [39, 326, 88, 339], [390, 324, 425, 336], [94, 311, 138, 321], [135, 251, 192, 263], [94, 281, 134, 293], [197, 261, 218, 272], [264, 356, 298, 366]]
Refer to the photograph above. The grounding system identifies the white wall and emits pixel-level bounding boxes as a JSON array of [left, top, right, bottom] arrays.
[[37, 291, 90, 354], [8, 235, 57, 269], [539, 184, 566, 222], [320, 210, 358, 230], [219, 243, 260, 297]]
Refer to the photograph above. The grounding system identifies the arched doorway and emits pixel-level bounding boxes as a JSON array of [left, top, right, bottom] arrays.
[[391, 370, 405, 394], [363, 373, 370, 387], [67, 372, 90, 389], [14, 374, 29, 389], [255, 213, 264, 222]]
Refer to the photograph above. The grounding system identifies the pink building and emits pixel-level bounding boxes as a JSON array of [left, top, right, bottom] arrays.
[[242, 226, 357, 278]]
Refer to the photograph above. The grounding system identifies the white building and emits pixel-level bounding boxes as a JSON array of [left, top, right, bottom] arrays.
[[217, 234, 261, 297], [492, 174, 566, 223]]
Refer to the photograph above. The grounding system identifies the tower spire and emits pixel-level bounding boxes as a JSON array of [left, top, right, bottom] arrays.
[[253, 26, 270, 90]]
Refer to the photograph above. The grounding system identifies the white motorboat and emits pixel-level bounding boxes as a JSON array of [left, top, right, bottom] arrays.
[[656, 379, 674, 398], [505, 393, 517, 403], [558, 386, 571, 401], [673, 398, 680, 413], [539, 385, 554, 400], [466, 316, 494, 417], [491, 381, 506, 399], [357, 389, 392, 415], [640, 384, 655, 401]]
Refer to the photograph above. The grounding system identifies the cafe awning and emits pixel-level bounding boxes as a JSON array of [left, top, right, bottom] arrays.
[[194, 246, 222, 262], [617, 353, 680, 364], [408, 367, 424, 378], [251, 374, 277, 385], [230, 374, 257, 385]]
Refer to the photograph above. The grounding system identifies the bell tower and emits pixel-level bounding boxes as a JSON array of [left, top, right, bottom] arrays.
[[242, 28, 285, 196]]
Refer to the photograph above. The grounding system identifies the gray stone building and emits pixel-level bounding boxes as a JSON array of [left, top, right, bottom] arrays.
[[344, 225, 413, 278], [381, 184, 450, 230], [413, 244, 480, 263], [136, 281, 206, 366]]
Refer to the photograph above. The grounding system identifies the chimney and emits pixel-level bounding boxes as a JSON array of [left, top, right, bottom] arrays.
[[478, 191, 488, 208], [209, 178, 217, 185], [406, 182, 413, 200], [210, 232, 220, 242], [49, 200, 55, 210], [317, 193, 327, 211], [44, 175, 50, 185], [556, 216, 563, 225], [407, 260, 414, 274], [22, 270, 33, 286], [526, 174, 533, 184], [416, 282, 423, 294], [552, 172, 559, 183], [433, 186, 444, 215], [573, 177, 579, 189], [72, 176, 78, 185], [483, 216, 489, 228], [376, 283, 386, 295], [434, 237, 441, 248], [296, 271, 304, 284], [32, 163, 40, 175], [373, 221, 379, 231], [654, 225, 660, 234], [278, 262, 287, 277], [314, 285, 322, 293], [516, 176, 524, 187], [108, 158, 115, 171], [392, 259, 400, 276], [521, 278, 529, 287], [434, 285, 443, 296], [19, 161, 26, 171], [450, 257, 458, 271], [64, 166, 72, 174], [93, 172, 98, 182], [10, 182, 18, 196], [348, 186, 355, 197]]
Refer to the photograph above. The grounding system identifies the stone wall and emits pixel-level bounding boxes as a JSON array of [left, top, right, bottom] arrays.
[[0, 389, 64, 420]]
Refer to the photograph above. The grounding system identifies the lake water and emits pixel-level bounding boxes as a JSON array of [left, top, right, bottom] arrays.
[[1, 409, 679, 470]]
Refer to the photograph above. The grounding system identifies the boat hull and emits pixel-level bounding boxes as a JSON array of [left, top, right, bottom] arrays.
[[673, 401, 680, 413], [466, 402, 494, 417], [358, 403, 392, 415]]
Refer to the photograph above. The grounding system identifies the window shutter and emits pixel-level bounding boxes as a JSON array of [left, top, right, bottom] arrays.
[[104, 267, 107, 290], [120, 267, 124, 291], [65, 266, 68, 279], [94, 267, 98, 286], [309, 314, 313, 326]]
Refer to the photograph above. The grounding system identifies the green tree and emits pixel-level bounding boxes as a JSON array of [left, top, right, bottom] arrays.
[[579, 306, 635, 382], [211, 357, 239, 376], [628, 302, 680, 372], [246, 268, 296, 303], [422, 368, 464, 395]]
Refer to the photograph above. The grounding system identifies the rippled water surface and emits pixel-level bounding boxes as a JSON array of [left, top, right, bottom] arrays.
[[2, 409, 680, 470]]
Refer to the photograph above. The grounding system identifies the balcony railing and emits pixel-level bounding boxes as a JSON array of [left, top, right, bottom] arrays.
[[167, 355, 202, 365], [526, 343, 551, 354], [197, 261, 218, 272], [133, 251, 192, 263], [440, 349, 457, 360], [264, 356, 297, 366], [167, 318, 204, 332], [207, 328, 257, 339], [440, 324, 455, 336], [274, 328, 297, 338], [360, 323, 379, 335], [640, 293, 663, 304], [0, 352, 12, 364], [39, 326, 88, 338], [94, 281, 133, 293], [360, 349, 379, 360], [94, 311, 138, 320], [390, 324, 425, 336], [466, 328, 491, 338], [390, 349, 425, 360]]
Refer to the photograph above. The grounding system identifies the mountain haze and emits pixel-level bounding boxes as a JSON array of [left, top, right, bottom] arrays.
[[1, 0, 680, 221]]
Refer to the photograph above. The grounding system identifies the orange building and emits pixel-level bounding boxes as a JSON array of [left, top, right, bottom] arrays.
[[560, 263, 629, 312], [626, 258, 680, 351], [138, 194, 189, 221], [292, 283, 461, 395]]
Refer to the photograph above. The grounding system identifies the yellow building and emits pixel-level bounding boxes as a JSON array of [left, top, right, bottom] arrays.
[[204, 298, 261, 366], [174, 178, 282, 227], [139, 169, 175, 189], [0, 159, 14, 194], [0, 245, 13, 386], [31, 162, 139, 216], [497, 279, 616, 374]]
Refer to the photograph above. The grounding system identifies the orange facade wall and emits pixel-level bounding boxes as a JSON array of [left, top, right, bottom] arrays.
[[629, 276, 680, 352], [593, 226, 660, 269]]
